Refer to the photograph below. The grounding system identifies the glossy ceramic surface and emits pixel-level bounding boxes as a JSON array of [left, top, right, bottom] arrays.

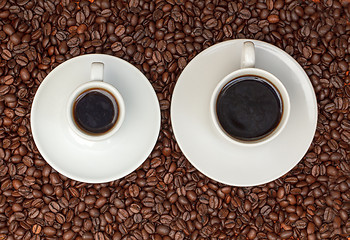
[[171, 40, 318, 186], [31, 54, 161, 183]]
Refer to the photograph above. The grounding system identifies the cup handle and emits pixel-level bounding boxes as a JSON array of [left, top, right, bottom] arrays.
[[91, 62, 104, 81], [241, 41, 255, 69]]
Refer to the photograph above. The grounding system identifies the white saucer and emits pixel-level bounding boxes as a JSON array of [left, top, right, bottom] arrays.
[[171, 40, 317, 186], [31, 54, 160, 183]]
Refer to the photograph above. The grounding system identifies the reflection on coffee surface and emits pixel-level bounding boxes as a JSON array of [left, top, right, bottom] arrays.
[[73, 88, 119, 134], [216, 76, 282, 141]]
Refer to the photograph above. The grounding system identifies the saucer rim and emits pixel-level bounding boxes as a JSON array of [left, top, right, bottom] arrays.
[[31, 54, 161, 183], [171, 39, 318, 186]]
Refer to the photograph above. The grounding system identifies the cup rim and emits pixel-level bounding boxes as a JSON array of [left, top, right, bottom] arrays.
[[210, 68, 290, 146], [67, 81, 125, 141]]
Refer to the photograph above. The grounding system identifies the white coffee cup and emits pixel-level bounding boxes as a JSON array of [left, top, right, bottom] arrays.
[[67, 62, 125, 141], [210, 41, 290, 146]]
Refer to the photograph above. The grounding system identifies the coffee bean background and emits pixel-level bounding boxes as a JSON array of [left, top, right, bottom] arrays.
[[0, 0, 350, 239]]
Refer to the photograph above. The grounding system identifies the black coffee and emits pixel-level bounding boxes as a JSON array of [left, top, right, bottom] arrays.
[[216, 76, 282, 141], [73, 88, 118, 135]]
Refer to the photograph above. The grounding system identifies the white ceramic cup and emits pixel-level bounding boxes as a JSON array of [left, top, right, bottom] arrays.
[[210, 41, 290, 146], [67, 62, 125, 141]]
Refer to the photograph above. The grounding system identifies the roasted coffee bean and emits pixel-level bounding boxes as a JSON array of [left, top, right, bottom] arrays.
[[115, 25, 126, 36], [67, 37, 80, 48], [43, 227, 56, 236], [3, 24, 15, 35], [48, 201, 60, 213], [32, 224, 41, 235], [239, 9, 251, 20], [156, 225, 170, 236], [1, 49, 11, 60], [111, 42, 122, 52]]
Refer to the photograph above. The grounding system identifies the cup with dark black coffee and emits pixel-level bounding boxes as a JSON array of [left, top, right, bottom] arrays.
[[67, 62, 125, 141], [210, 41, 290, 146]]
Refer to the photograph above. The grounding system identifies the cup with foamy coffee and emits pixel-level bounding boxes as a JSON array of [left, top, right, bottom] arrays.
[[210, 41, 290, 146], [67, 62, 125, 141]]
